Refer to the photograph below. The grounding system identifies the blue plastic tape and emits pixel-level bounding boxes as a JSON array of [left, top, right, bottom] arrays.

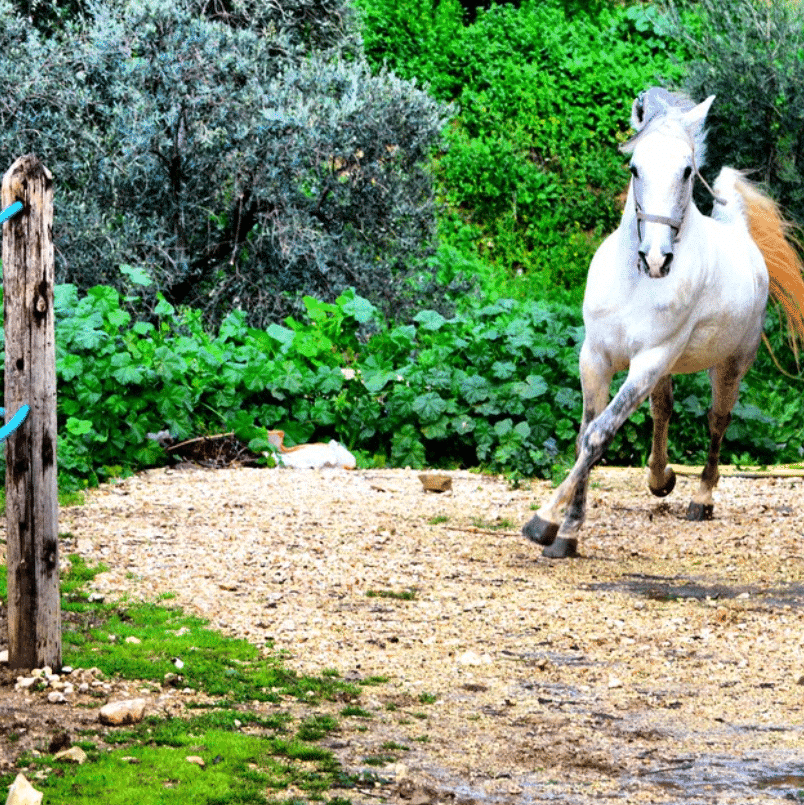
[[0, 201, 23, 225], [0, 405, 30, 441]]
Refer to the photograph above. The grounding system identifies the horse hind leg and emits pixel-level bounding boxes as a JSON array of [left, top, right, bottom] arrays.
[[687, 359, 745, 521], [646, 374, 677, 497]]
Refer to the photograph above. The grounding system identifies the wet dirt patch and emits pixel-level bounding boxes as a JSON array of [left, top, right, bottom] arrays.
[[584, 573, 804, 607]]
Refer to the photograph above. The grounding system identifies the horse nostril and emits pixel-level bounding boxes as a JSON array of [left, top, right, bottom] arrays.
[[638, 251, 649, 273], [662, 252, 674, 275]]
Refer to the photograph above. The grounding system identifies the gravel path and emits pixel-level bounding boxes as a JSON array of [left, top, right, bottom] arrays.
[[44, 464, 804, 802]]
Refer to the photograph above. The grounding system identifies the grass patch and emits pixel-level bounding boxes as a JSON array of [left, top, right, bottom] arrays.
[[470, 517, 517, 531], [0, 552, 380, 805], [365, 588, 416, 601], [19, 723, 352, 805]]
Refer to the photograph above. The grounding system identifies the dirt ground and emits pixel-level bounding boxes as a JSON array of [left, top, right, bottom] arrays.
[[2, 462, 804, 804]]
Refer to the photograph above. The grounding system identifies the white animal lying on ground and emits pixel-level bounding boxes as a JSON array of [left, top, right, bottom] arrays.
[[267, 430, 356, 469]]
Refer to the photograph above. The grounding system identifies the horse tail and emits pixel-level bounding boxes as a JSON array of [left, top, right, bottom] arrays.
[[715, 168, 804, 347]]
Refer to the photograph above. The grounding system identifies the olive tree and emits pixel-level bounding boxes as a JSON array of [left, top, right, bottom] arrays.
[[665, 0, 804, 222], [0, 0, 450, 327]]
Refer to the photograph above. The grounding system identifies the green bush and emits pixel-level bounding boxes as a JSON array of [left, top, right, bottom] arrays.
[[0, 278, 796, 491], [355, 0, 687, 293]]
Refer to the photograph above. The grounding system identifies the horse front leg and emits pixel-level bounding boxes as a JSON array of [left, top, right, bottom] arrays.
[[522, 346, 612, 553], [523, 352, 666, 558], [646, 374, 677, 497]]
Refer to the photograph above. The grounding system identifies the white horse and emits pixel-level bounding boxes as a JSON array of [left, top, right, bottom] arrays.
[[522, 92, 804, 558]]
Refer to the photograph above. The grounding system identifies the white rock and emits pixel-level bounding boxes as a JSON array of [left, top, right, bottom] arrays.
[[54, 746, 87, 764], [608, 676, 623, 689], [125, 636, 142, 645], [5, 773, 43, 805], [99, 698, 147, 726], [457, 650, 492, 666], [47, 692, 66, 704], [0, 650, 8, 664]]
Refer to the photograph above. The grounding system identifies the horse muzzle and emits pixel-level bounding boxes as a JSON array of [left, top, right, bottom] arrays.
[[636, 210, 681, 278], [638, 246, 674, 278]]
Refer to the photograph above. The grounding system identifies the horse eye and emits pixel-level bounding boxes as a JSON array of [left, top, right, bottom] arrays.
[[630, 165, 639, 179], [683, 166, 693, 181]]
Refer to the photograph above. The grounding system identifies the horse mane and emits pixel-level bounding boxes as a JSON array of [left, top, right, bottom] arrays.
[[734, 173, 804, 348]]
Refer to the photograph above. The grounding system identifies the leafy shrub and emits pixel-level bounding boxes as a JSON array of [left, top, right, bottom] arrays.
[[0, 278, 796, 491], [0, 0, 449, 328], [355, 0, 687, 293]]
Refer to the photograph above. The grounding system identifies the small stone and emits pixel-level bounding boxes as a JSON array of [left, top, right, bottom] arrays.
[[125, 636, 142, 645], [418, 473, 452, 493], [172, 657, 185, 670], [54, 746, 87, 764], [0, 650, 8, 664], [99, 698, 147, 726], [796, 674, 804, 686], [186, 755, 205, 768], [457, 650, 491, 666], [47, 692, 67, 704], [608, 676, 623, 689], [15, 678, 37, 691], [5, 773, 43, 805]]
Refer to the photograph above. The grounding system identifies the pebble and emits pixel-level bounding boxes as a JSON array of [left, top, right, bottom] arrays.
[[5, 773, 42, 805], [457, 650, 492, 666]]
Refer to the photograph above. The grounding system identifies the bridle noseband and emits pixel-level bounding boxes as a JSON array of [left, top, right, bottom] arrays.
[[635, 204, 683, 243]]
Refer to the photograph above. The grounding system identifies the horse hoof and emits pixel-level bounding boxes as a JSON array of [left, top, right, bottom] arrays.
[[522, 515, 559, 546], [686, 501, 714, 521], [649, 467, 676, 498], [542, 537, 578, 559]]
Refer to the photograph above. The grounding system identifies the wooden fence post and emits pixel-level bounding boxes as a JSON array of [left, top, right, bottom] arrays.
[[2, 155, 60, 671]]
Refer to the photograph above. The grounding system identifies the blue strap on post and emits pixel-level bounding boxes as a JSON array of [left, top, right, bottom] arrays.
[[0, 203, 31, 441], [0, 405, 30, 441], [0, 201, 23, 226]]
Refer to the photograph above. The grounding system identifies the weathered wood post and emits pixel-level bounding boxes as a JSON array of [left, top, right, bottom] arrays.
[[2, 155, 60, 670]]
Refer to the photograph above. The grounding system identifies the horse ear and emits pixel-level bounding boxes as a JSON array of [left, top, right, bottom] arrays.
[[681, 95, 716, 132], [631, 88, 671, 132]]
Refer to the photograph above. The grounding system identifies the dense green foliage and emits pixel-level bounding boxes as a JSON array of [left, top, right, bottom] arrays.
[[0, 279, 794, 492], [0, 0, 449, 327], [665, 0, 804, 222], [356, 0, 686, 291]]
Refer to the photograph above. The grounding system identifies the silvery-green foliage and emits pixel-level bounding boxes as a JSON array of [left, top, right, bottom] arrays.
[[665, 0, 804, 222], [0, 0, 449, 327]]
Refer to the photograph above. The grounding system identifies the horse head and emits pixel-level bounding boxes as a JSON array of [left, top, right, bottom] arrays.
[[622, 95, 715, 278]]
